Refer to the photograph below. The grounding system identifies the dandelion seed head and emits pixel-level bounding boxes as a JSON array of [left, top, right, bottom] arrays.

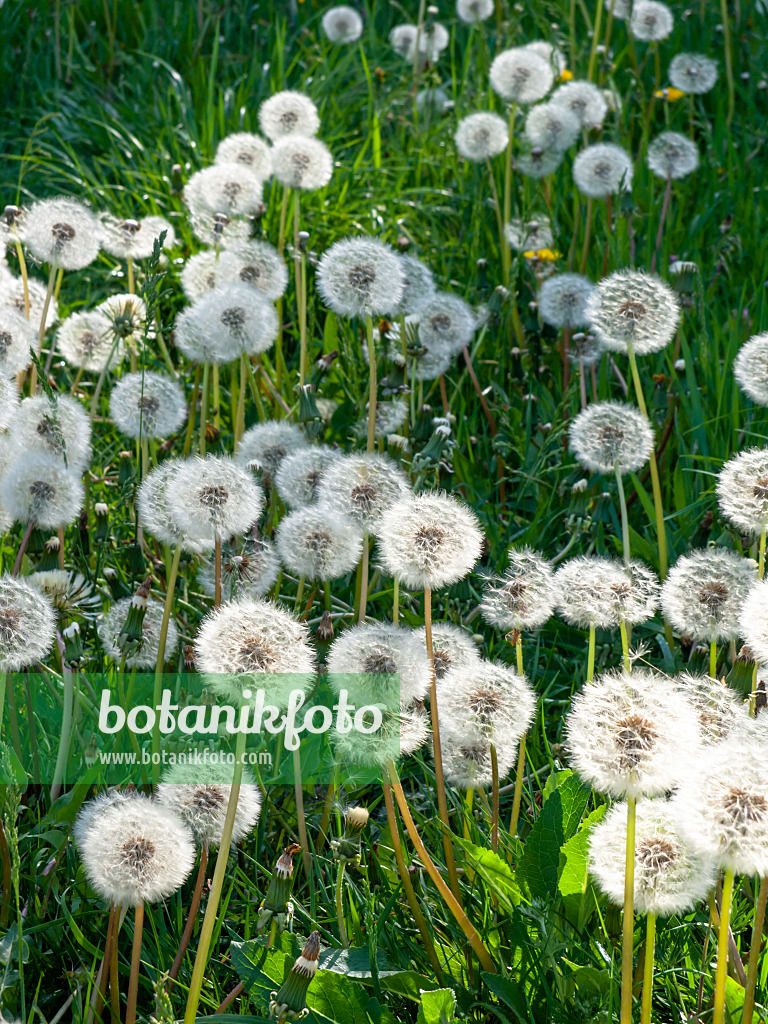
[[717, 448, 768, 535], [573, 142, 634, 198], [456, 0, 494, 22], [738, 579, 768, 666], [516, 146, 563, 179], [661, 549, 757, 643], [316, 453, 410, 532], [9, 394, 91, 472], [1, 452, 84, 530], [22, 198, 101, 270], [97, 293, 147, 347], [0, 308, 36, 376], [180, 250, 242, 302], [677, 672, 750, 746], [274, 446, 340, 509], [75, 792, 195, 906], [569, 400, 655, 475], [441, 727, 515, 789], [56, 309, 118, 373], [669, 53, 718, 95], [417, 293, 476, 356], [555, 555, 660, 629], [215, 132, 273, 179], [1, 274, 58, 333], [538, 272, 595, 329], [480, 547, 558, 631], [333, 703, 429, 768], [237, 421, 310, 481], [216, 239, 289, 300], [566, 667, 701, 798], [167, 455, 265, 543], [647, 131, 700, 180], [157, 762, 262, 848], [100, 595, 180, 670], [271, 136, 334, 191], [390, 24, 418, 59], [101, 214, 175, 260], [523, 40, 567, 75], [317, 237, 405, 318], [327, 621, 432, 707], [276, 506, 363, 582], [394, 255, 437, 317], [188, 210, 252, 250], [734, 333, 768, 407], [417, 622, 482, 681], [377, 491, 483, 590], [490, 47, 555, 103], [0, 376, 18, 433], [603, 0, 632, 19], [137, 461, 213, 555], [630, 0, 674, 41], [525, 102, 581, 151], [259, 91, 320, 141], [109, 371, 187, 441], [184, 163, 264, 219], [589, 799, 717, 916], [439, 660, 536, 750], [505, 217, 554, 252], [198, 535, 281, 602], [0, 573, 56, 671], [322, 5, 364, 42], [585, 268, 680, 355], [355, 399, 408, 441], [550, 80, 608, 129], [175, 283, 278, 364], [568, 330, 605, 366], [455, 112, 509, 162]]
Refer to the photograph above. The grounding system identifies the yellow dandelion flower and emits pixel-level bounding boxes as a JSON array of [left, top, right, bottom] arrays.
[[523, 248, 561, 261], [654, 86, 686, 101], [559, 69, 575, 81]]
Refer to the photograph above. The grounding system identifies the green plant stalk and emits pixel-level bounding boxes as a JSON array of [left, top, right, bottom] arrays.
[[127, 255, 135, 295], [615, 463, 630, 565], [490, 742, 499, 851], [30, 263, 57, 394], [126, 901, 144, 1024], [168, 843, 209, 987], [151, 545, 182, 784], [183, 364, 202, 457], [293, 747, 312, 878], [710, 640, 717, 680], [501, 105, 517, 288], [199, 362, 210, 456], [620, 617, 630, 673], [587, 624, 596, 682], [509, 638, 527, 835], [742, 877, 768, 1024], [392, 577, 399, 624], [183, 727, 247, 1024], [386, 760, 497, 974], [336, 861, 349, 948], [587, 0, 605, 81], [214, 534, 222, 608], [50, 662, 75, 803], [365, 314, 377, 452], [357, 532, 370, 623], [713, 868, 735, 1024], [13, 240, 30, 320], [641, 912, 656, 1024], [720, 0, 735, 126], [579, 197, 594, 275], [293, 576, 306, 616], [620, 795, 637, 1024]]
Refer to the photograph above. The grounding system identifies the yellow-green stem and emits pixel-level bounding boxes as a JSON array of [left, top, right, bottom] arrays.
[[127, 256, 135, 295], [509, 638, 527, 835], [720, 0, 735, 125], [587, 0, 605, 81], [365, 314, 377, 452], [587, 623, 596, 682], [151, 545, 182, 784], [199, 362, 210, 456], [641, 912, 656, 1024], [126, 902, 144, 1024], [490, 742, 499, 851], [293, 747, 312, 878], [14, 240, 30, 320], [501, 105, 517, 287], [627, 344, 668, 579], [710, 640, 718, 681], [742, 877, 768, 1024], [713, 867, 735, 1024], [615, 463, 630, 565], [336, 861, 349, 948], [620, 796, 637, 1024], [620, 617, 630, 673]]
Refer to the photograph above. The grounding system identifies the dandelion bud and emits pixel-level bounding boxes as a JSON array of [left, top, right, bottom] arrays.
[[35, 535, 62, 572], [94, 502, 109, 542], [78, 508, 90, 557], [62, 620, 84, 664], [171, 163, 184, 192], [183, 645, 196, 672], [118, 450, 135, 486], [331, 806, 370, 864], [258, 845, 301, 933], [103, 566, 131, 600], [113, 576, 152, 659], [316, 610, 334, 643], [270, 931, 320, 1021]]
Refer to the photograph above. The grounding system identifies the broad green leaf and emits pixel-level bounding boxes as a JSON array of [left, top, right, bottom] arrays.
[[559, 806, 606, 899], [380, 971, 441, 1002], [481, 971, 530, 1022], [725, 977, 765, 1024], [454, 838, 523, 912], [319, 945, 400, 978], [416, 987, 457, 1024], [518, 771, 589, 899]]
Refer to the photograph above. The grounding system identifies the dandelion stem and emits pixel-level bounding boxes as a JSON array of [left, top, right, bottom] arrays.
[[490, 743, 499, 851], [626, 344, 668, 580], [293, 747, 312, 878], [127, 256, 135, 295], [110, 910, 121, 1024], [357, 532, 370, 623], [14, 240, 30, 321], [651, 175, 672, 275], [380, 779, 444, 980], [620, 795, 637, 1024], [168, 843, 208, 988], [587, 623, 596, 681], [393, 577, 399, 624], [50, 651, 75, 804], [501, 105, 517, 288], [579, 197, 593, 275], [424, 587, 463, 905], [615, 463, 630, 565], [713, 867, 735, 1024], [183, 728, 247, 1024], [365, 314, 377, 453], [720, 0, 735, 126], [151, 544, 182, 784], [31, 264, 57, 393], [235, 355, 247, 443], [509, 638, 527, 836], [212, 363, 221, 430], [710, 640, 718, 680], [742, 876, 768, 1024], [759, 526, 767, 580], [12, 521, 35, 577], [199, 362, 210, 456], [335, 861, 349, 948], [126, 901, 144, 1024], [587, 0, 604, 81], [640, 912, 656, 1024], [386, 760, 497, 974], [293, 576, 306, 616], [620, 616, 631, 673]]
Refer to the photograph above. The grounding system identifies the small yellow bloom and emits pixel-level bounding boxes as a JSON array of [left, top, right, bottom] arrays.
[[654, 86, 686, 101], [559, 69, 574, 82], [523, 248, 561, 261]]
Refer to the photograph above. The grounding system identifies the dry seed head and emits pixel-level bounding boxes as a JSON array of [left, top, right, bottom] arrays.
[[327, 621, 431, 707], [317, 236, 405, 318], [22, 197, 101, 270], [647, 131, 700, 180], [480, 546, 558, 631], [669, 53, 718, 95], [322, 6, 364, 42], [569, 400, 655, 475], [490, 46, 555, 103], [109, 371, 187, 441], [237, 420, 310, 480], [156, 761, 262, 848], [661, 548, 757, 643], [455, 112, 509, 162], [99, 595, 179, 670], [573, 143, 634, 198], [585, 268, 680, 355], [259, 90, 319, 141], [550, 80, 608, 128], [630, 0, 674, 41], [215, 132, 272, 179], [275, 506, 363, 582]]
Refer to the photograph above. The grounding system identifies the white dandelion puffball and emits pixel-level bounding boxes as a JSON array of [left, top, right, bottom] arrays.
[[734, 333, 768, 406], [525, 103, 580, 152], [275, 446, 340, 508], [56, 309, 117, 373], [8, 394, 91, 471], [505, 217, 554, 252], [480, 547, 558, 631], [454, 113, 509, 162], [442, 727, 517, 789], [717, 448, 768, 536], [188, 211, 252, 251], [333, 704, 430, 768], [516, 147, 563, 180], [1, 274, 59, 333], [316, 452, 410, 533], [418, 293, 476, 357], [457, 0, 494, 22], [739, 579, 768, 665], [416, 87, 450, 115], [555, 555, 660, 629], [22, 197, 101, 270], [585, 268, 680, 355], [355, 399, 407, 442], [647, 131, 700, 180], [0, 377, 18, 432], [377, 492, 483, 591], [217, 239, 289, 300], [271, 136, 334, 191], [589, 799, 717, 917], [175, 283, 278, 364], [396, 255, 437, 317], [569, 400, 655, 476], [194, 598, 315, 706], [322, 5, 363, 42], [101, 214, 175, 260], [550, 81, 608, 130], [184, 163, 263, 219], [275, 506, 363, 582], [167, 455, 265, 543], [215, 132, 272, 180], [180, 250, 241, 302], [98, 595, 180, 670], [630, 0, 674, 41], [137, 461, 213, 555], [490, 46, 554, 103], [418, 22, 450, 61], [573, 143, 634, 198], [419, 622, 482, 681], [538, 273, 594, 329], [677, 672, 750, 746], [669, 53, 718, 95], [197, 535, 281, 601], [439, 660, 536, 749], [97, 293, 147, 348], [237, 420, 310, 480], [566, 668, 701, 799], [259, 90, 319, 141], [604, 0, 632, 18], [317, 236, 405, 319], [0, 308, 36, 376], [569, 330, 605, 367], [661, 548, 757, 643], [524, 40, 567, 75], [75, 793, 195, 906], [157, 763, 262, 848], [109, 371, 187, 441], [672, 735, 768, 875], [0, 573, 56, 671], [327, 621, 431, 708], [390, 24, 418, 59], [1, 453, 84, 530]]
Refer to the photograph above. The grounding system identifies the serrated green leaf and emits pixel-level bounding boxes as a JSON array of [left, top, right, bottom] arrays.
[[558, 805, 606, 899], [518, 771, 590, 899], [453, 837, 523, 912], [416, 987, 457, 1024], [725, 976, 765, 1024], [319, 945, 400, 978]]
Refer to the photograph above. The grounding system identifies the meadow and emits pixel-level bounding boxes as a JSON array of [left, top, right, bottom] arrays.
[[1, 0, 768, 1022]]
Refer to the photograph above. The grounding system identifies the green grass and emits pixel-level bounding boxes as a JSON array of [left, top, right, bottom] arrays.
[[1, 0, 768, 1022]]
